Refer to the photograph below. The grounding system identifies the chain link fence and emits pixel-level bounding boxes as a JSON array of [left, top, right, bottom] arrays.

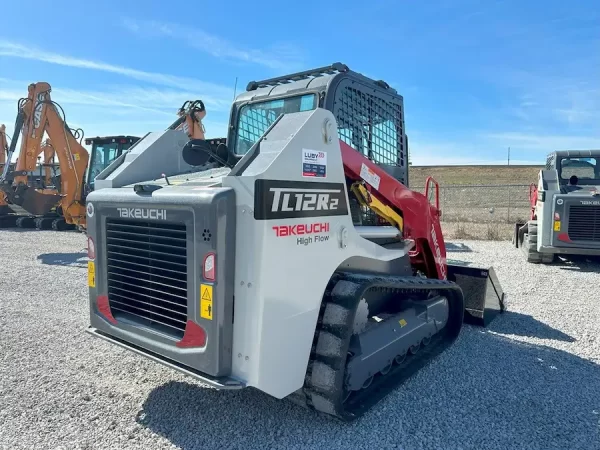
[[411, 183, 533, 240]]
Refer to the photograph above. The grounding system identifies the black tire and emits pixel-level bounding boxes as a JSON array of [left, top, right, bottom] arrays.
[[522, 219, 554, 264]]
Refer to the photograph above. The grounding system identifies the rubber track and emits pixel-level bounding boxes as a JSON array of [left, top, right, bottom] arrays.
[[287, 271, 465, 422]]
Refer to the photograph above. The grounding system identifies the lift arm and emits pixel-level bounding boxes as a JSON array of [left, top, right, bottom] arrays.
[[340, 140, 446, 280]]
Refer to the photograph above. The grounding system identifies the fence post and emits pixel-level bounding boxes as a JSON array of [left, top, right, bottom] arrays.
[[507, 185, 511, 223]]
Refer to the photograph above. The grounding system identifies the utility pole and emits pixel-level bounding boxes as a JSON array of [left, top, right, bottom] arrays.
[[507, 146, 510, 166]]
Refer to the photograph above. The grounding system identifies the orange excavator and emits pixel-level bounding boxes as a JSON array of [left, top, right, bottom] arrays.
[[0, 124, 15, 226], [0, 82, 89, 231], [0, 127, 60, 227]]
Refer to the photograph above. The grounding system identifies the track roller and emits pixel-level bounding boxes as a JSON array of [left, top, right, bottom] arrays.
[[51, 218, 75, 231], [287, 272, 465, 422], [34, 217, 55, 230], [15, 216, 36, 228]]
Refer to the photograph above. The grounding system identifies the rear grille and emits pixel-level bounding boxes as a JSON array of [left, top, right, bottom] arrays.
[[568, 205, 600, 242], [105, 218, 188, 338]]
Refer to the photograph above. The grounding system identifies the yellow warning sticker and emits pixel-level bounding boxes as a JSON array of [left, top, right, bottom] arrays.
[[553, 221, 561, 232], [88, 261, 96, 288], [399, 318, 407, 327], [200, 284, 213, 320]]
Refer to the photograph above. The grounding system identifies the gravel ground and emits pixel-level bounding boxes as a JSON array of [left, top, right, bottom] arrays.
[[1, 229, 599, 450]]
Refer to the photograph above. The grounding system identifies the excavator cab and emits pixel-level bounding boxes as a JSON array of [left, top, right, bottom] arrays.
[[84, 135, 140, 192]]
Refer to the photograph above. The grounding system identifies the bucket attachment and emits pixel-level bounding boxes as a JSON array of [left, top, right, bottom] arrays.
[[446, 260, 506, 327], [2, 185, 61, 216]]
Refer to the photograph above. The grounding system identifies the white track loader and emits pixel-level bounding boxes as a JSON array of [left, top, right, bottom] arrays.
[[85, 63, 505, 421]]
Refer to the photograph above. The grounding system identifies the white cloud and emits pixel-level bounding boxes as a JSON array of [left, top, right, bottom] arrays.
[[0, 40, 235, 99], [120, 18, 306, 71]]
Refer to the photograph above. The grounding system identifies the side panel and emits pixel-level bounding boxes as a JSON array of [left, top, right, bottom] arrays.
[[94, 130, 198, 189], [87, 186, 236, 377], [222, 109, 411, 398], [536, 170, 557, 250]]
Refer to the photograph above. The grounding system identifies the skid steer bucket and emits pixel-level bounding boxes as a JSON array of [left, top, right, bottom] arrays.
[[446, 260, 505, 327]]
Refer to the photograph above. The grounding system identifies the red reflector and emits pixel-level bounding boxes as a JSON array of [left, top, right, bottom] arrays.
[[176, 321, 207, 348], [87, 236, 95, 259], [203, 252, 215, 281], [557, 233, 571, 243], [97, 295, 117, 324]]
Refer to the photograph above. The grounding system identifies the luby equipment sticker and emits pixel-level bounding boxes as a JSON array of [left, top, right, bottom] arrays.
[[302, 149, 327, 178]]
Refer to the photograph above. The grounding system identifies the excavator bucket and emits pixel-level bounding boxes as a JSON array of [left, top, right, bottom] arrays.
[[7, 185, 62, 216], [446, 260, 506, 327]]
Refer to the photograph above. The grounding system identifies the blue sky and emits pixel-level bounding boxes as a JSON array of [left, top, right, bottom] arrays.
[[0, 0, 598, 165]]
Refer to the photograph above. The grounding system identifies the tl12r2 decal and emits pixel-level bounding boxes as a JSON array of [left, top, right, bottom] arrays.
[[254, 179, 349, 220]]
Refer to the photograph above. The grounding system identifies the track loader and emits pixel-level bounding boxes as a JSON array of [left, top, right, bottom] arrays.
[[513, 149, 600, 262], [85, 63, 505, 422]]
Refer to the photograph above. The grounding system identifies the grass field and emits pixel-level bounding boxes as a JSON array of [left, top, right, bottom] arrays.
[[406, 165, 542, 240], [409, 165, 543, 186]]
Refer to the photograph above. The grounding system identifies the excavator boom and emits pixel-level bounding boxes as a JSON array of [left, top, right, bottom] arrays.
[[0, 124, 7, 166]]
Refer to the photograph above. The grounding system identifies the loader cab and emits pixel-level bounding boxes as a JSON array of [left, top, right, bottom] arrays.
[[557, 156, 599, 186], [547, 150, 600, 188], [227, 63, 409, 193], [84, 135, 140, 191]]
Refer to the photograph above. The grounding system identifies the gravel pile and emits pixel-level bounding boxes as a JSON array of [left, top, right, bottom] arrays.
[[1, 230, 599, 450]]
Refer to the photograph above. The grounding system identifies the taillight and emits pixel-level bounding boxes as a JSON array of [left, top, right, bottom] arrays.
[[87, 236, 95, 259], [203, 252, 215, 281]]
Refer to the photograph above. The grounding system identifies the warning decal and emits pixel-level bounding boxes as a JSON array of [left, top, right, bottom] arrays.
[[200, 284, 213, 320], [88, 261, 96, 288], [302, 149, 327, 178], [359, 163, 381, 190]]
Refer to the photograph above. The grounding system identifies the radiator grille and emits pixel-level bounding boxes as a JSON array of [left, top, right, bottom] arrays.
[[105, 218, 188, 338], [568, 205, 600, 242]]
